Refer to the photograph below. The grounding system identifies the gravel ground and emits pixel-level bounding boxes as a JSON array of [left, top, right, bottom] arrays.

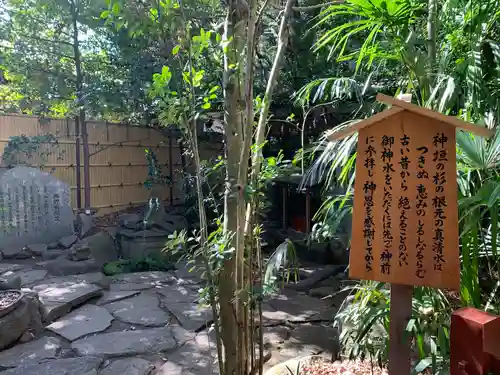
[[299, 358, 388, 375]]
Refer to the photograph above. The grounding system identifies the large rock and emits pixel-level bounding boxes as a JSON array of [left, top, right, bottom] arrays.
[[105, 293, 170, 327], [74, 231, 118, 266], [59, 234, 78, 249], [0, 356, 103, 375], [1, 269, 47, 288], [75, 213, 94, 238], [100, 358, 154, 375], [37, 256, 101, 276], [0, 298, 30, 350], [33, 279, 102, 322], [21, 289, 45, 335], [0, 167, 74, 248], [46, 304, 114, 341], [68, 246, 92, 261], [156, 286, 212, 331], [0, 336, 61, 369], [0, 275, 21, 290], [71, 327, 181, 357]]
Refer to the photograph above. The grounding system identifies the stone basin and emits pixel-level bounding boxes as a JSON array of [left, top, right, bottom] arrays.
[[0, 290, 23, 318]]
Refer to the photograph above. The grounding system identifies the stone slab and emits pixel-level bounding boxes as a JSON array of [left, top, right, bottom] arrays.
[[100, 358, 154, 375], [109, 283, 155, 292], [266, 291, 332, 323], [158, 331, 219, 375], [14, 269, 48, 286], [59, 234, 78, 249], [46, 304, 114, 341], [0, 356, 103, 375], [0, 336, 61, 369], [157, 286, 212, 331], [96, 290, 140, 306], [105, 293, 170, 327], [71, 327, 180, 357], [33, 279, 102, 321], [0, 264, 23, 274], [41, 249, 66, 260], [111, 271, 176, 285], [1, 248, 31, 259], [26, 244, 48, 256], [174, 262, 203, 283]]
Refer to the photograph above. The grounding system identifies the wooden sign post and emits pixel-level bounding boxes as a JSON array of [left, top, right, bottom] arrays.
[[327, 94, 494, 374]]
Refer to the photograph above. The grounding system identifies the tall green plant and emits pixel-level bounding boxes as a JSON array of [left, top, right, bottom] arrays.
[[457, 129, 500, 307]]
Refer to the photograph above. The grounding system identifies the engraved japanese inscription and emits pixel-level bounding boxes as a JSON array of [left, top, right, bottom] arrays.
[[350, 111, 459, 289]]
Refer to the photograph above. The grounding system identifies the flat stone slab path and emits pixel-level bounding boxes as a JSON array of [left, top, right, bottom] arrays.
[[0, 260, 344, 374]]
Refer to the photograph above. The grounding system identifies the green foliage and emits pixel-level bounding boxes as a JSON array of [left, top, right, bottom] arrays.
[[314, 0, 422, 71], [300, 0, 500, 371], [144, 148, 172, 189], [103, 253, 175, 276], [337, 282, 450, 372], [3, 133, 59, 166]]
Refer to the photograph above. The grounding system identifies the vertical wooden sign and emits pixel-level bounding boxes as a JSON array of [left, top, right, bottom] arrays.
[[350, 110, 460, 289], [327, 94, 494, 375]]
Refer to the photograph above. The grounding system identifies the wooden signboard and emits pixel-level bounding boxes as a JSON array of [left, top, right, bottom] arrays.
[[327, 94, 494, 375], [351, 109, 459, 289]]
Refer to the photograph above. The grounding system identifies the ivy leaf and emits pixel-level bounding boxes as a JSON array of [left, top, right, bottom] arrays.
[[209, 85, 219, 94], [201, 102, 211, 109], [172, 45, 180, 55]]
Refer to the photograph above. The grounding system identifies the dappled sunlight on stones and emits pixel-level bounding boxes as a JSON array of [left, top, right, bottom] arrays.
[[156, 286, 212, 331], [0, 336, 61, 369], [104, 293, 170, 327], [46, 304, 113, 341], [32, 279, 102, 322], [0, 356, 103, 375], [158, 331, 219, 375], [71, 327, 178, 357]]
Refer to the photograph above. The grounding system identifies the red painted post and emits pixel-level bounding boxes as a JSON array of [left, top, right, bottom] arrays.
[[451, 307, 500, 375]]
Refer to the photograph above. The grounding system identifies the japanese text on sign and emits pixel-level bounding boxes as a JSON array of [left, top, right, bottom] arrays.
[[350, 111, 459, 289]]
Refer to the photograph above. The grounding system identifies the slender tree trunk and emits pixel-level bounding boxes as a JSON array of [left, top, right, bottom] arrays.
[[220, 1, 248, 373], [427, 0, 437, 69], [70, 0, 91, 210], [245, 0, 296, 231]]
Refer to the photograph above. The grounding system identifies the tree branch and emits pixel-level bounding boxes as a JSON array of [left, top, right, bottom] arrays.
[[244, 0, 296, 233]]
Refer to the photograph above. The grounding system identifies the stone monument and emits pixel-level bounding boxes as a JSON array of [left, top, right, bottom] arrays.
[[0, 167, 74, 248]]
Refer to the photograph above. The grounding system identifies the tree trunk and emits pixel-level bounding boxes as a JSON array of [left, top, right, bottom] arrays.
[[70, 0, 91, 211], [427, 0, 437, 69], [220, 1, 248, 374]]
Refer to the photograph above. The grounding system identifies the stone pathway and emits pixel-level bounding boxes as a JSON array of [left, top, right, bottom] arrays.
[[0, 259, 346, 375]]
